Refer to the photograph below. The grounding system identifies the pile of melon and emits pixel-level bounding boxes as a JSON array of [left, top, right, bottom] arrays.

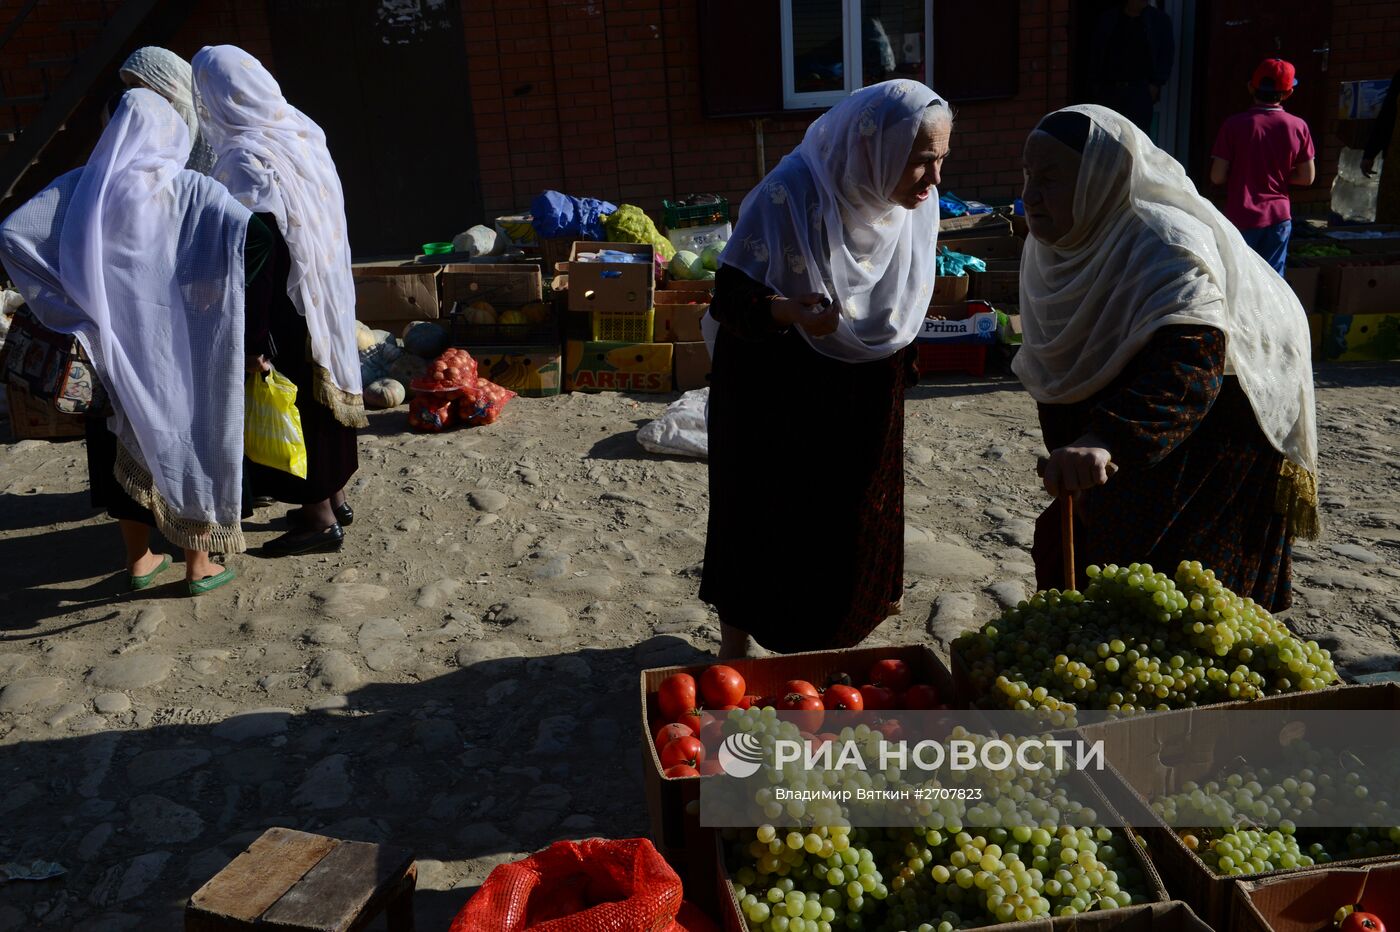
[[457, 300, 550, 327]]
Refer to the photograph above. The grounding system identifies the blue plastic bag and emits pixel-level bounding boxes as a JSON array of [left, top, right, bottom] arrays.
[[530, 191, 618, 240], [936, 246, 987, 277]]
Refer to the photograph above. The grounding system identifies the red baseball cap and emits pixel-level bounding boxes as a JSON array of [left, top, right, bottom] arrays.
[[1251, 58, 1298, 93]]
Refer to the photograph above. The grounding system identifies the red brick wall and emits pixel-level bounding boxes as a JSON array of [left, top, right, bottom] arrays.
[[465, 0, 1075, 218]]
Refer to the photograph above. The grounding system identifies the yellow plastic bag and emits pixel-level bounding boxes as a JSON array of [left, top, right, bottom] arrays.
[[245, 369, 307, 479]]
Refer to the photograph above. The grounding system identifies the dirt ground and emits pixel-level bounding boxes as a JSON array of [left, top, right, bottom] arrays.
[[1, 361, 1397, 930]]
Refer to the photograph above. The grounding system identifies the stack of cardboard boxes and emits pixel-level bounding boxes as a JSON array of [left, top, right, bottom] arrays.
[[1288, 225, 1400, 362]]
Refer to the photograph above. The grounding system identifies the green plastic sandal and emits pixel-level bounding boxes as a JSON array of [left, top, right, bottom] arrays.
[[129, 554, 172, 591], [187, 567, 236, 596]]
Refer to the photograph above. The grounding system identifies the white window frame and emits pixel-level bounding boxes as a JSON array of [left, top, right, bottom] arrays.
[[780, 0, 935, 110]]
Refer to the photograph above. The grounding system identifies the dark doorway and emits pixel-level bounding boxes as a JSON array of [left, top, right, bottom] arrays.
[[266, 0, 483, 258], [1190, 1, 1333, 181]]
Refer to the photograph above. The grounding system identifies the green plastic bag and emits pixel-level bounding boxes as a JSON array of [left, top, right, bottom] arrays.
[[245, 369, 307, 479]]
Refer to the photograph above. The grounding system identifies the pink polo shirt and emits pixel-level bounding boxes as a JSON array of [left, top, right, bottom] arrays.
[[1212, 106, 1315, 230]]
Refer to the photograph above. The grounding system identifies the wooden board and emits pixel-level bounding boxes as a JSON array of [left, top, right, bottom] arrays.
[[185, 828, 338, 928], [259, 839, 415, 932]]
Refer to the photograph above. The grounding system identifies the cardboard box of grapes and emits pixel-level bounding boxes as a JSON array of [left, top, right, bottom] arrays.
[[1079, 683, 1400, 930], [1230, 862, 1400, 932], [640, 645, 956, 914], [714, 768, 1177, 932]]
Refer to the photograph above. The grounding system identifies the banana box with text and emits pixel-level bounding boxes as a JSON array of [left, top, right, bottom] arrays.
[[467, 344, 562, 397], [565, 340, 674, 393]]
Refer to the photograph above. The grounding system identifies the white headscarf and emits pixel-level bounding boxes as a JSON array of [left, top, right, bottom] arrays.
[[119, 46, 217, 174], [1013, 105, 1319, 533], [192, 44, 366, 429], [718, 80, 944, 362], [0, 89, 251, 552]]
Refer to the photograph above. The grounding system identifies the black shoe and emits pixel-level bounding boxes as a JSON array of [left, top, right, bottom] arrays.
[[287, 502, 354, 528], [261, 524, 345, 557]]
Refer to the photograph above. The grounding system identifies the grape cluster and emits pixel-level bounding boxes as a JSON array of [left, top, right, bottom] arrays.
[[953, 561, 1339, 718], [721, 711, 1154, 929], [725, 822, 1153, 931], [1154, 749, 1400, 877]]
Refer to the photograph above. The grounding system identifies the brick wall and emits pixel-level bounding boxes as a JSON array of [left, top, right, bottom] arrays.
[[465, 0, 1074, 218]]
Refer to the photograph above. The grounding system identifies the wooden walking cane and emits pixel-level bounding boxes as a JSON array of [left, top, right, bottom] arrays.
[[1037, 456, 1117, 592]]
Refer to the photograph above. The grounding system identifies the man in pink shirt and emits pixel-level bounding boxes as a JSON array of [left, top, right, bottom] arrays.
[[1210, 59, 1316, 274]]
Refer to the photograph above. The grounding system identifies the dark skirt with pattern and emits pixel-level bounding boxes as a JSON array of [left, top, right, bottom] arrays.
[[1032, 331, 1293, 611], [244, 216, 358, 506], [699, 323, 912, 653]]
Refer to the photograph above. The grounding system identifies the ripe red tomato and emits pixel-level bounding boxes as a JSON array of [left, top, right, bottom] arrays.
[[784, 679, 820, 700], [699, 718, 726, 750], [678, 709, 715, 735], [700, 665, 746, 707], [1341, 913, 1386, 932], [657, 673, 698, 722], [869, 659, 913, 693], [778, 692, 824, 733], [664, 764, 700, 778], [901, 684, 942, 709], [860, 684, 897, 711], [654, 722, 693, 752], [875, 718, 905, 741], [716, 704, 739, 712], [823, 684, 865, 712], [660, 735, 706, 768], [697, 759, 725, 776], [736, 694, 762, 710]]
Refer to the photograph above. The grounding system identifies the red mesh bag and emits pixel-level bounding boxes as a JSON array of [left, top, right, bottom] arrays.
[[407, 392, 455, 432], [456, 377, 516, 426], [449, 838, 687, 932]]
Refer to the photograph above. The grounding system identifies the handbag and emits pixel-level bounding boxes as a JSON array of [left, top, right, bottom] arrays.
[[0, 306, 93, 414]]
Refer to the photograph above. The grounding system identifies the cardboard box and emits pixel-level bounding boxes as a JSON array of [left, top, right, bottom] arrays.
[[1325, 263, 1400, 314], [918, 309, 999, 345], [1285, 265, 1320, 313], [1339, 78, 1391, 120], [673, 342, 710, 391], [468, 344, 562, 398], [1000, 313, 1023, 346], [661, 280, 716, 297], [716, 778, 1176, 932], [440, 263, 543, 306], [950, 235, 1025, 261], [940, 212, 1013, 238], [1322, 224, 1400, 257], [967, 268, 1021, 304], [493, 212, 536, 248], [5, 382, 84, 440], [1307, 313, 1325, 358], [933, 275, 970, 304], [1323, 312, 1400, 360], [351, 262, 440, 322], [643, 645, 957, 917], [1231, 863, 1400, 932], [654, 291, 708, 343], [564, 340, 672, 393], [1077, 684, 1400, 930], [562, 242, 655, 313]]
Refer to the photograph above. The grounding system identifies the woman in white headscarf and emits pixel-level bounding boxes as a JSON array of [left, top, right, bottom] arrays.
[[117, 46, 217, 174], [1016, 106, 1318, 609], [700, 80, 952, 658], [193, 45, 366, 558], [0, 89, 275, 595]]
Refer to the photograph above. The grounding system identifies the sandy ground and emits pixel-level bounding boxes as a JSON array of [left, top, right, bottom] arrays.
[[0, 362, 1397, 930]]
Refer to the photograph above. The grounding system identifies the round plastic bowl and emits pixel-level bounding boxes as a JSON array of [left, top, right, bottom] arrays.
[[422, 242, 453, 255]]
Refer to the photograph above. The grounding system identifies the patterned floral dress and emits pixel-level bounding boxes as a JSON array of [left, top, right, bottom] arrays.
[[1032, 325, 1293, 610], [699, 264, 917, 653]]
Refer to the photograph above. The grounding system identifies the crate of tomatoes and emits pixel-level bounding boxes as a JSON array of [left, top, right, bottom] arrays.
[[640, 646, 954, 911]]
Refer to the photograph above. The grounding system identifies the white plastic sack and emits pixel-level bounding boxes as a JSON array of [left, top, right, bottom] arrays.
[[638, 388, 709, 458], [452, 225, 501, 257]]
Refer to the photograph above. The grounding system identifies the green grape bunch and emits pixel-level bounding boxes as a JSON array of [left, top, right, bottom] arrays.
[[953, 561, 1340, 718]]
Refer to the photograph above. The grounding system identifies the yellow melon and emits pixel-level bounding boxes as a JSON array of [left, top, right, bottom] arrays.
[[498, 309, 529, 326], [462, 301, 497, 325]]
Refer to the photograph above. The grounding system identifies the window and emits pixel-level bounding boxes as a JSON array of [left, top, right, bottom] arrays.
[[781, 0, 932, 110], [696, 0, 1019, 118]]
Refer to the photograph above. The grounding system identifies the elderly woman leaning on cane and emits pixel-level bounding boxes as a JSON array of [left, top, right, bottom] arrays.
[[1015, 106, 1319, 610]]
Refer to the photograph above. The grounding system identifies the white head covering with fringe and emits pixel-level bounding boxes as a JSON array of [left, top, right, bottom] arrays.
[[1013, 104, 1319, 536], [193, 44, 366, 428], [717, 79, 945, 363], [119, 46, 217, 174], [0, 89, 251, 551]]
